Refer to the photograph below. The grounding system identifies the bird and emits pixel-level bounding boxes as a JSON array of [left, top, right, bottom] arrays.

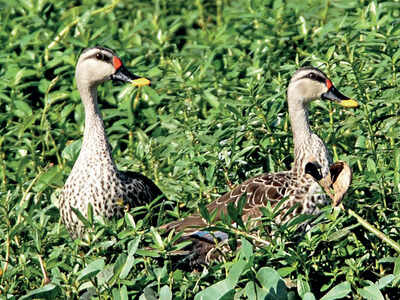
[[59, 46, 164, 238], [161, 67, 358, 267]]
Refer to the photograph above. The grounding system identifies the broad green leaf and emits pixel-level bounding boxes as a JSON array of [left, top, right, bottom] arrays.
[[128, 236, 141, 256], [119, 255, 135, 280], [112, 285, 129, 300], [366, 158, 376, 174], [150, 226, 164, 250], [113, 253, 127, 278], [240, 237, 253, 261], [320, 282, 351, 300], [77, 258, 105, 282], [256, 267, 287, 300], [358, 285, 384, 300], [14, 100, 33, 117], [20, 284, 60, 300], [97, 265, 114, 286], [62, 140, 82, 161], [277, 267, 295, 277], [159, 285, 172, 300], [303, 292, 317, 300], [297, 274, 311, 297], [136, 249, 161, 257], [376, 274, 394, 289], [139, 287, 158, 300], [195, 259, 247, 300]]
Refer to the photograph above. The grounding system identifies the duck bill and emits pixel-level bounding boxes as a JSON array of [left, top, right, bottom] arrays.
[[322, 86, 358, 108], [130, 77, 151, 87], [111, 65, 151, 87]]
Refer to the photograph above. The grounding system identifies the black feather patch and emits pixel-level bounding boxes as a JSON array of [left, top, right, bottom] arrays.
[[305, 162, 323, 181]]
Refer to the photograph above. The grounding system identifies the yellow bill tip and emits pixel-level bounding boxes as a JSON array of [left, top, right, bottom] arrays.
[[131, 77, 151, 87], [339, 99, 358, 108]]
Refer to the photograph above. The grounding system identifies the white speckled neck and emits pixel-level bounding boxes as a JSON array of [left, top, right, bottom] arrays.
[[288, 99, 313, 149], [74, 83, 116, 169]]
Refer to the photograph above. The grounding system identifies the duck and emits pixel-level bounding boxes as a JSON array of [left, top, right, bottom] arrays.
[[161, 67, 357, 267], [59, 46, 163, 238]]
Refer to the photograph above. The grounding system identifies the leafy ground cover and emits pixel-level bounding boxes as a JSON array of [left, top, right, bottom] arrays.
[[1, 0, 400, 298]]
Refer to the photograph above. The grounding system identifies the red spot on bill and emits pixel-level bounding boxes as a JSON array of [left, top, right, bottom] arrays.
[[326, 79, 332, 89], [113, 56, 122, 70]]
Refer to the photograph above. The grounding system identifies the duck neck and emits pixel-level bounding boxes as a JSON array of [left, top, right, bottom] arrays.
[[289, 100, 312, 149], [288, 97, 314, 176], [77, 83, 115, 166]]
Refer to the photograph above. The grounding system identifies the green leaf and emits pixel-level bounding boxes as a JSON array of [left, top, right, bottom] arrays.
[[14, 100, 33, 117], [194, 279, 233, 300], [112, 285, 129, 300], [303, 292, 317, 300], [33, 166, 63, 192], [87, 203, 93, 225], [199, 202, 211, 223], [143, 86, 161, 104], [327, 224, 358, 242], [239, 237, 253, 261], [204, 90, 219, 108], [140, 287, 158, 300], [71, 207, 90, 228], [62, 140, 82, 161], [194, 259, 247, 300], [358, 285, 384, 300], [277, 267, 295, 277], [77, 259, 105, 282], [97, 265, 114, 286], [150, 226, 164, 250], [393, 257, 400, 285], [159, 285, 172, 300], [119, 254, 135, 280], [197, 134, 217, 145], [376, 274, 394, 289], [136, 249, 161, 257], [113, 253, 128, 278], [128, 236, 141, 256], [320, 282, 351, 300], [366, 158, 377, 174], [124, 212, 137, 228], [256, 267, 287, 300], [325, 45, 335, 61], [154, 265, 168, 283], [297, 274, 311, 297], [20, 284, 60, 300]]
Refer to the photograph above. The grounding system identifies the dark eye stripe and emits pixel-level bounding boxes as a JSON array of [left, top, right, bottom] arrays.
[[92, 52, 112, 63], [299, 72, 326, 84]]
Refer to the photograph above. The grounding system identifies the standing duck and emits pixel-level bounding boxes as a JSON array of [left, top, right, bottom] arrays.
[[162, 67, 357, 267], [59, 46, 163, 238]]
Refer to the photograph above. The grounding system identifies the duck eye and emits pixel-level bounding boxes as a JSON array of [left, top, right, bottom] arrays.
[[308, 73, 316, 80], [96, 53, 105, 61]]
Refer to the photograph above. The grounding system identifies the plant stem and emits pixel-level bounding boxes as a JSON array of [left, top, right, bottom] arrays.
[[347, 209, 400, 254]]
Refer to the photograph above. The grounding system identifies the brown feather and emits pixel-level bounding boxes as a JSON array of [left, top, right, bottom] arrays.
[[160, 171, 304, 234]]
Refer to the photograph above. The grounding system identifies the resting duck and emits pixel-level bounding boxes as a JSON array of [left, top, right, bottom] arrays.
[[161, 67, 357, 267]]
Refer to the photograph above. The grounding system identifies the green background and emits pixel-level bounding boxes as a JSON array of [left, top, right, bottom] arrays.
[[1, 0, 400, 298]]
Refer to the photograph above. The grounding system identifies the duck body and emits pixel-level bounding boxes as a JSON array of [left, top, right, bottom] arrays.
[[164, 170, 326, 235], [59, 46, 162, 237]]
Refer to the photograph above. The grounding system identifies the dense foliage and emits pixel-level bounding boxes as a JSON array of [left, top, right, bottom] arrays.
[[1, 0, 400, 298]]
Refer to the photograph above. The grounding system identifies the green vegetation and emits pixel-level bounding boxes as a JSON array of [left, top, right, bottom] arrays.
[[1, 0, 400, 298]]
